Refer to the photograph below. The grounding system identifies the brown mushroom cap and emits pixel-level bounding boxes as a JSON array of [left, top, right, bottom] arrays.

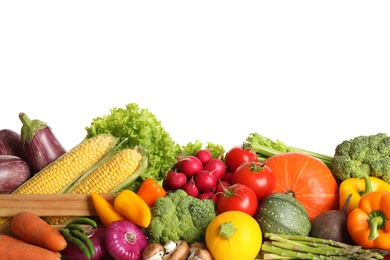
[[189, 242, 207, 254], [142, 243, 165, 260], [194, 248, 213, 260], [163, 240, 190, 260]]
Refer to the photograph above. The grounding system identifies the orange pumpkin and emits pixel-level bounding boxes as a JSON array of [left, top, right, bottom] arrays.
[[264, 152, 339, 221]]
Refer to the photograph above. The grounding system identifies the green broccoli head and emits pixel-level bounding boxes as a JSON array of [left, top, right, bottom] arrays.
[[146, 189, 216, 244], [332, 133, 390, 183]]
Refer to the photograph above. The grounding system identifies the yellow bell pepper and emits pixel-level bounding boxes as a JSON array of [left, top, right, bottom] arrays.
[[114, 189, 151, 228], [91, 192, 126, 227], [339, 175, 390, 215]]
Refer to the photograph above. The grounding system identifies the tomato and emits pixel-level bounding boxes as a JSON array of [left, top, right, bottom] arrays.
[[216, 183, 258, 216], [224, 144, 258, 172], [205, 210, 262, 260], [232, 161, 276, 200]]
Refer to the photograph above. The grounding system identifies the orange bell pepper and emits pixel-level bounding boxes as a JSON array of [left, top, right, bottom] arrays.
[[347, 190, 390, 250], [339, 175, 390, 215], [136, 178, 166, 207], [114, 189, 151, 228]]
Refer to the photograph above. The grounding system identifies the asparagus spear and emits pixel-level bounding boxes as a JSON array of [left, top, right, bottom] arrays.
[[257, 233, 385, 260]]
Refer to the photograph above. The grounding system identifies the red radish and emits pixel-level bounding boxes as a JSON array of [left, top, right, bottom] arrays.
[[182, 178, 199, 198], [222, 172, 234, 184], [163, 170, 187, 190], [195, 149, 213, 165], [203, 157, 226, 180], [198, 191, 217, 203], [195, 170, 218, 192], [177, 156, 203, 178]]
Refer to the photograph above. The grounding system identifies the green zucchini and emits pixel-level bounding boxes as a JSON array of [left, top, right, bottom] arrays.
[[254, 192, 311, 236]]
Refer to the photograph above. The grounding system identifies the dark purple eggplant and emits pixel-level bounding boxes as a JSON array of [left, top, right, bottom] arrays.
[[0, 155, 31, 193], [0, 129, 26, 160], [19, 112, 66, 175]]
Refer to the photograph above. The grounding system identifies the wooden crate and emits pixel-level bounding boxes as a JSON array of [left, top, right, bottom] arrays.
[[0, 194, 114, 236]]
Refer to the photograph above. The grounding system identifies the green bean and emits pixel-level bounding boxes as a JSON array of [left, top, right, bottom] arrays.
[[71, 229, 95, 258]]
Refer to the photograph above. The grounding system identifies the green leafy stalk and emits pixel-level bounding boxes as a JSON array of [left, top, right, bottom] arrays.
[[246, 133, 333, 169]]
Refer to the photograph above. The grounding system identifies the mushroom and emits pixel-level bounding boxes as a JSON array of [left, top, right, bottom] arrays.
[[187, 242, 212, 260], [163, 240, 190, 260], [142, 243, 165, 260], [189, 242, 207, 254], [192, 249, 213, 260]]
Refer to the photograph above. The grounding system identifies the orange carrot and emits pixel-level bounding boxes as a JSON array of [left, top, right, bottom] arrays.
[[0, 234, 61, 260], [11, 211, 67, 251]]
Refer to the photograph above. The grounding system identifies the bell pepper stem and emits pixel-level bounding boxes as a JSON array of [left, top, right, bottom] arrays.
[[368, 215, 383, 240], [362, 174, 373, 195]]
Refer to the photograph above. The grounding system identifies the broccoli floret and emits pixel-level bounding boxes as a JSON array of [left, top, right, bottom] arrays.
[[146, 189, 216, 244], [332, 133, 390, 183]]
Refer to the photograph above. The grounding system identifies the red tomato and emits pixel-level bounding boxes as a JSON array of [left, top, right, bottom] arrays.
[[216, 183, 258, 216], [224, 144, 258, 172], [231, 162, 275, 200]]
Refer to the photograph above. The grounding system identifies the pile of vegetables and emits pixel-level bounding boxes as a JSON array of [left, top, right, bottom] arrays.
[[3, 103, 390, 259]]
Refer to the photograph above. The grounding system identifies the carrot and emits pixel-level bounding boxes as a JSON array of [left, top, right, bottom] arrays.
[[0, 234, 61, 260], [11, 211, 67, 251]]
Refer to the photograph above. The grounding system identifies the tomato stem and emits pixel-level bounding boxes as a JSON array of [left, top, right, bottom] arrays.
[[219, 221, 236, 240]]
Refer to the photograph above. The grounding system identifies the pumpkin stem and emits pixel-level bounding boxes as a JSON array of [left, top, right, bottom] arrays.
[[219, 221, 236, 240]]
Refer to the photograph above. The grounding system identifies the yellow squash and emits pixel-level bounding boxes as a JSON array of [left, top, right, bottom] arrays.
[[205, 210, 262, 260]]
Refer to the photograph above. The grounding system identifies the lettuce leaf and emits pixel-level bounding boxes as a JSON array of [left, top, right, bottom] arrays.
[[84, 103, 181, 190]]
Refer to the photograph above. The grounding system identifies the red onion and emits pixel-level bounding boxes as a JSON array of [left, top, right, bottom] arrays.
[[105, 220, 148, 260], [61, 227, 108, 260]]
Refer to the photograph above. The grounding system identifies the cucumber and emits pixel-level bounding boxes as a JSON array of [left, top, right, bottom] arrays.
[[254, 192, 311, 236]]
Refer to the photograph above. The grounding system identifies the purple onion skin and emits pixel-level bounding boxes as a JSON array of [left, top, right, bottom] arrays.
[[0, 129, 26, 161], [0, 155, 31, 193], [105, 220, 148, 260], [19, 113, 66, 175]]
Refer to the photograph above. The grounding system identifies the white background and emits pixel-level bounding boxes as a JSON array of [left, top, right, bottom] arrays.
[[1, 1, 389, 157]]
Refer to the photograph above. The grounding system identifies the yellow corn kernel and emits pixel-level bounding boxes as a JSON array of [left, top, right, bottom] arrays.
[[0, 134, 116, 226], [46, 148, 143, 225], [13, 134, 117, 195]]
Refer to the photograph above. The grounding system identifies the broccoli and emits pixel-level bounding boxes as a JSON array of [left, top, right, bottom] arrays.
[[332, 133, 390, 183], [146, 189, 216, 244]]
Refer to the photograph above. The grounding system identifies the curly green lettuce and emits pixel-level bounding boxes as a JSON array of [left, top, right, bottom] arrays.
[[84, 103, 181, 190]]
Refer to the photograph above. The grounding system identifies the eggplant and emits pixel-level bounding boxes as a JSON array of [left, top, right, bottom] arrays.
[[0, 155, 31, 194], [0, 129, 26, 160], [19, 112, 66, 175]]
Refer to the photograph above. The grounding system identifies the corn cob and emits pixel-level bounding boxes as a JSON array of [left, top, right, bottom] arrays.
[[46, 148, 145, 225], [0, 134, 117, 225]]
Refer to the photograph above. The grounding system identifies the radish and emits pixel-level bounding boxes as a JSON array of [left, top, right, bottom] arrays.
[[222, 172, 234, 184], [194, 169, 218, 192], [177, 156, 203, 178], [195, 149, 213, 165], [203, 157, 226, 180], [163, 170, 187, 190], [198, 191, 217, 203], [182, 178, 199, 198]]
